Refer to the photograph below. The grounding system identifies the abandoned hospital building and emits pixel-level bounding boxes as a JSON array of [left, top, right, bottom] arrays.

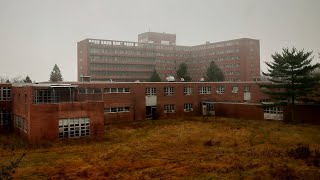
[[0, 32, 318, 144]]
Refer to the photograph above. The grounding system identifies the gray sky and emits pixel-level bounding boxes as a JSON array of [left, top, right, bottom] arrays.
[[0, 0, 319, 82]]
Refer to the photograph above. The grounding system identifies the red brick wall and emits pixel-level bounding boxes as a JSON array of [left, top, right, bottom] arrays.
[[12, 86, 104, 144], [28, 101, 104, 144], [75, 82, 269, 122], [0, 84, 12, 111], [214, 103, 264, 120], [284, 104, 320, 124]]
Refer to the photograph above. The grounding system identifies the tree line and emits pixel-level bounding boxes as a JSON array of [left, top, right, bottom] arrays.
[[149, 61, 224, 82], [0, 64, 63, 83]]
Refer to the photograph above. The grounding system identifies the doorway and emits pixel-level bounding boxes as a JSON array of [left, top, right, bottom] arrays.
[[201, 102, 215, 116], [146, 106, 157, 120]]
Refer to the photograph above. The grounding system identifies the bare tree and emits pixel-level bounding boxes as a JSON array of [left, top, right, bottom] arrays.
[[0, 76, 10, 83], [11, 75, 24, 83]]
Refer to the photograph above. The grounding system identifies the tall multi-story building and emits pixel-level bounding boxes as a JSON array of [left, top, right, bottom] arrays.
[[77, 32, 260, 82]]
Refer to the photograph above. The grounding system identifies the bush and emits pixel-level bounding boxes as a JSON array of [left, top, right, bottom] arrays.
[[269, 165, 296, 179], [287, 144, 311, 159], [203, 139, 221, 147]]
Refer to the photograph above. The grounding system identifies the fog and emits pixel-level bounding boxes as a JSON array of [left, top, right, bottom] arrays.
[[0, 0, 319, 82]]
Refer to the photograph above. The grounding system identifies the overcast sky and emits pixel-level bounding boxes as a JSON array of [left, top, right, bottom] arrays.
[[0, 0, 319, 82]]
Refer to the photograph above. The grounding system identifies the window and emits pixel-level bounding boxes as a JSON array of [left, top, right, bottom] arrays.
[[164, 104, 174, 113], [217, 86, 224, 94], [78, 88, 101, 94], [34, 89, 56, 104], [261, 99, 272, 103], [59, 118, 90, 139], [199, 86, 211, 94], [0, 111, 10, 126], [184, 87, 193, 95], [78, 88, 86, 94], [264, 107, 283, 114], [146, 87, 156, 96], [15, 115, 27, 133], [0, 87, 11, 101], [184, 103, 193, 112], [232, 86, 239, 93], [244, 86, 251, 92], [104, 88, 130, 93], [105, 107, 130, 113], [164, 87, 174, 96]]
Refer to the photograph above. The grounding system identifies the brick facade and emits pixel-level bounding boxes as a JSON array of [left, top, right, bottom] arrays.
[[1, 81, 319, 144], [77, 33, 260, 82]]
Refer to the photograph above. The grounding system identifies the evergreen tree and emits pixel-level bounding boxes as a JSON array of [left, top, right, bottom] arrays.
[[205, 61, 224, 82], [23, 75, 32, 83], [49, 64, 63, 82], [149, 70, 161, 82], [176, 63, 192, 82], [260, 47, 320, 123]]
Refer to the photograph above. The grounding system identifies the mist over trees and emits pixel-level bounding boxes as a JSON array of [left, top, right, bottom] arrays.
[[260, 47, 320, 123], [0, 76, 10, 83], [205, 61, 224, 82], [49, 64, 63, 82], [149, 70, 161, 82], [176, 63, 192, 82], [0, 75, 33, 83]]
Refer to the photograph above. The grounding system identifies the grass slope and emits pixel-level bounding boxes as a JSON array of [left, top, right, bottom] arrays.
[[1, 117, 320, 179]]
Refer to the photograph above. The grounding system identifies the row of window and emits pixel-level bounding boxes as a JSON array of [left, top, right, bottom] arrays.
[[0, 111, 11, 125], [263, 107, 283, 114], [90, 71, 151, 77], [164, 104, 193, 113], [89, 47, 242, 58], [105, 107, 130, 113], [78, 88, 131, 94], [88, 39, 241, 51], [34, 89, 56, 104], [76, 86, 251, 96], [90, 63, 155, 70], [218, 63, 240, 69], [0, 87, 11, 101], [59, 118, 90, 139], [89, 56, 155, 63], [146, 86, 251, 96], [78, 88, 102, 94], [224, 71, 240, 75]]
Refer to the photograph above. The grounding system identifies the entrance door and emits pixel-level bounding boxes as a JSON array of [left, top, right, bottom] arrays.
[[146, 106, 157, 120], [202, 103, 207, 116], [201, 102, 215, 116]]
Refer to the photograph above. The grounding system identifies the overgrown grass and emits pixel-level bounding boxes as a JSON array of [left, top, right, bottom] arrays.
[[1, 117, 320, 179]]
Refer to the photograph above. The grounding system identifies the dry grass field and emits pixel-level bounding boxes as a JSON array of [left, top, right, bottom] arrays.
[[1, 117, 320, 179]]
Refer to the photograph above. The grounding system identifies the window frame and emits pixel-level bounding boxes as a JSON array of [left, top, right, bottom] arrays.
[[164, 104, 175, 113], [183, 87, 193, 95], [164, 87, 174, 96], [184, 103, 193, 112], [216, 86, 225, 94], [146, 87, 156, 96], [199, 86, 212, 94]]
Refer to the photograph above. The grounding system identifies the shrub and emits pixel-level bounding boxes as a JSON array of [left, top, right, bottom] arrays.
[[269, 165, 296, 179], [0, 153, 26, 179], [203, 139, 221, 147], [287, 144, 311, 159]]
